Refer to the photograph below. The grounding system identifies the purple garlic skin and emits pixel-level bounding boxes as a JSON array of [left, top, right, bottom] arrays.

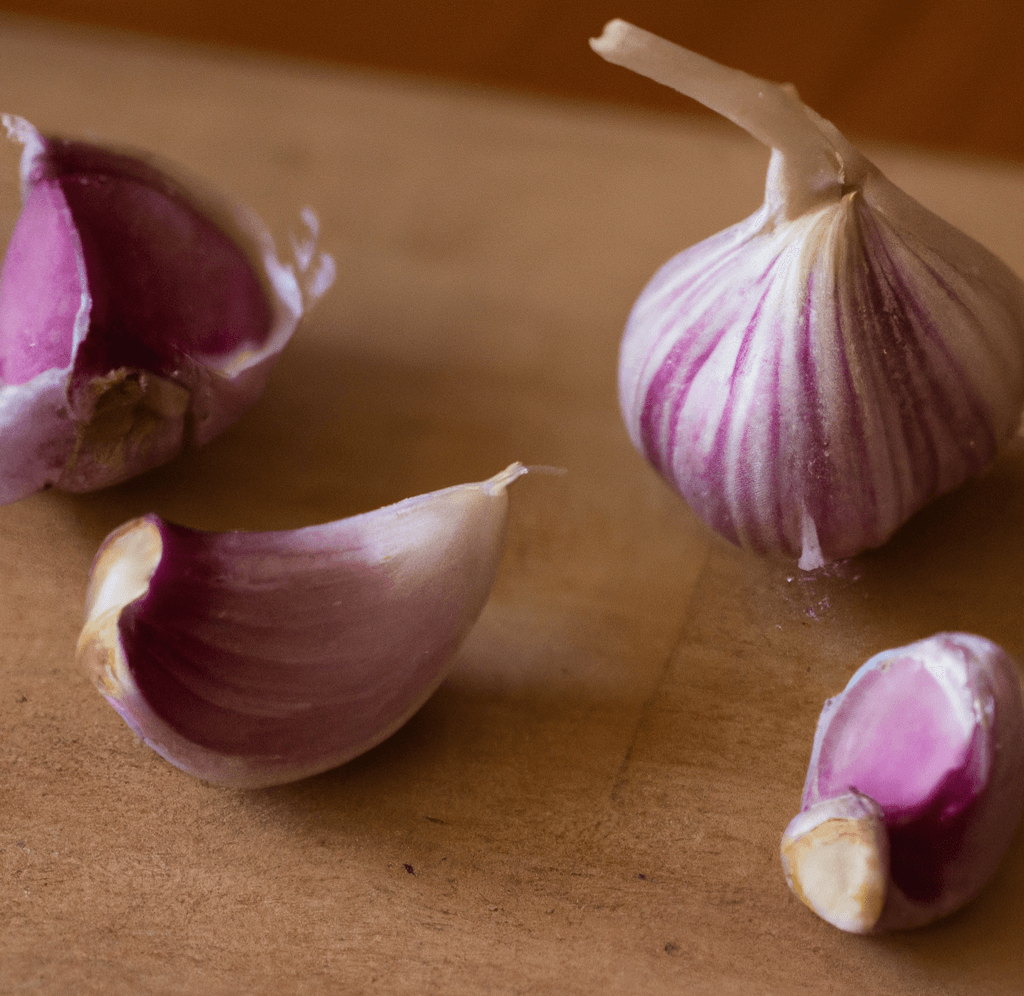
[[592, 22, 1024, 568], [77, 464, 528, 788], [0, 115, 334, 503], [781, 633, 1024, 933]]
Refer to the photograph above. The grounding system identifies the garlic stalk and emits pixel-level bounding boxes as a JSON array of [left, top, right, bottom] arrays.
[[0, 115, 334, 504], [77, 464, 528, 788], [591, 21, 1024, 568], [781, 633, 1024, 932]]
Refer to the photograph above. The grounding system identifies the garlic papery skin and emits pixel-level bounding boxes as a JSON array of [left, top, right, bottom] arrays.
[[76, 464, 528, 789], [591, 21, 1024, 568], [782, 633, 1024, 932], [0, 115, 334, 504]]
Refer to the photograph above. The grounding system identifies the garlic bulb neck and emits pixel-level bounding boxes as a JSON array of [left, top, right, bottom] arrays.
[[590, 19, 872, 220]]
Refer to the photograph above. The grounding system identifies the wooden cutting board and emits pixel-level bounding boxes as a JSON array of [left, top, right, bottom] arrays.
[[2, 14, 1022, 994]]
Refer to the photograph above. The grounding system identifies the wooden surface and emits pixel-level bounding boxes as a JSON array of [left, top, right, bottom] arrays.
[[3, 11, 1024, 994], [3, 1, 1024, 162]]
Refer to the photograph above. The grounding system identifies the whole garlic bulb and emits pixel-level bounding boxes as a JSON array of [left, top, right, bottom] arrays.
[[592, 21, 1024, 568]]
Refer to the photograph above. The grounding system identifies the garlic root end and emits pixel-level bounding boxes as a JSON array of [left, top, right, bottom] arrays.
[[77, 516, 162, 698], [781, 792, 888, 934]]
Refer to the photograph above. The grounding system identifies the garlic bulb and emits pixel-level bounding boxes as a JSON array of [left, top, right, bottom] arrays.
[[0, 115, 334, 504], [781, 633, 1024, 932], [77, 464, 528, 788], [591, 21, 1024, 568]]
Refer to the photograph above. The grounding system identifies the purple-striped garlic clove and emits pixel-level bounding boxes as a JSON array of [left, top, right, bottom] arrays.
[[781, 633, 1024, 932], [591, 21, 1024, 568], [0, 115, 334, 504], [76, 464, 529, 788]]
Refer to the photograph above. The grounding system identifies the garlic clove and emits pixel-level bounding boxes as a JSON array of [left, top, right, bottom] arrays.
[[782, 633, 1024, 931], [591, 21, 1024, 567], [76, 464, 529, 788], [0, 115, 334, 504], [780, 791, 889, 934]]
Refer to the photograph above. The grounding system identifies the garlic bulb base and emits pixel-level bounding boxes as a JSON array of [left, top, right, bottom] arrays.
[[797, 508, 826, 572]]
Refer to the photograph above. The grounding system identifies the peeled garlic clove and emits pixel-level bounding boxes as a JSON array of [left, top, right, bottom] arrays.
[[780, 791, 889, 934], [76, 464, 528, 788], [0, 115, 334, 503], [591, 21, 1024, 568], [781, 633, 1024, 932]]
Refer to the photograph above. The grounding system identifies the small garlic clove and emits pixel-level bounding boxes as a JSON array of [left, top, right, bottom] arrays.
[[783, 633, 1024, 932], [77, 464, 529, 788], [0, 115, 334, 504], [591, 21, 1024, 566], [781, 791, 889, 935]]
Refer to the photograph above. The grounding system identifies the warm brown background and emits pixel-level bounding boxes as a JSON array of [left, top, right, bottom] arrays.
[[4, 5, 1024, 995], [3, 0, 1024, 162]]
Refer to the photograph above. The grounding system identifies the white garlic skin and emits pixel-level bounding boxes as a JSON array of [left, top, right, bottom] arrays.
[[599, 22, 1024, 566]]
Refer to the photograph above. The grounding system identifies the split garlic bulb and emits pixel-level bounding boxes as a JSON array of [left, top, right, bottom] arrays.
[[592, 21, 1024, 568], [781, 633, 1024, 932], [0, 115, 334, 503]]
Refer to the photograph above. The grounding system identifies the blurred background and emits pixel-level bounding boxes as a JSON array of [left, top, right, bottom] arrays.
[[1, 1, 1022, 162]]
